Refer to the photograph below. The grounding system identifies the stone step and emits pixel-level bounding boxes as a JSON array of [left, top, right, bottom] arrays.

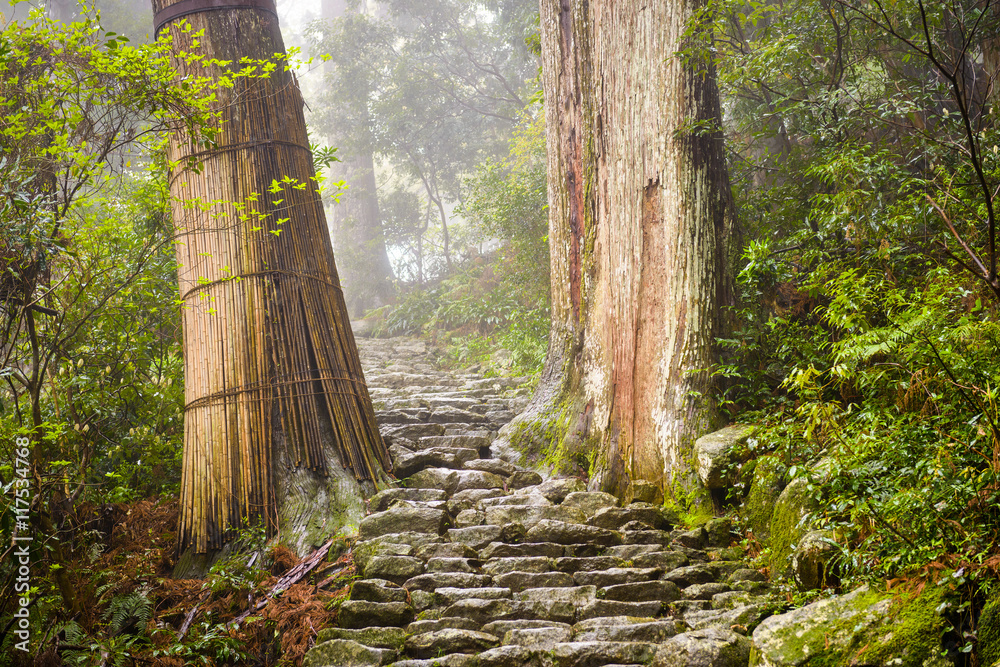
[[305, 336, 765, 667]]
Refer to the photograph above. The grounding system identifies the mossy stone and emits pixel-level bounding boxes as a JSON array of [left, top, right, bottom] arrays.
[[751, 585, 947, 666], [767, 476, 817, 577], [744, 455, 787, 543], [980, 598, 1000, 666]]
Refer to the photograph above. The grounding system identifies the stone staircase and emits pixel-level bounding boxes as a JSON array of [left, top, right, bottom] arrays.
[[303, 337, 771, 667]]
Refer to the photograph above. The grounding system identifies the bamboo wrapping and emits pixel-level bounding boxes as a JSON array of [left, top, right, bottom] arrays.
[[154, 0, 390, 553]]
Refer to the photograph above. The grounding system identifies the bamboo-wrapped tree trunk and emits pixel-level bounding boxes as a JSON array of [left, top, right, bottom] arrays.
[[495, 0, 736, 505], [152, 0, 390, 556]]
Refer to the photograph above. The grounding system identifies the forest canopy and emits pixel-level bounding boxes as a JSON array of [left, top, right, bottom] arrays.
[[3, 0, 1000, 664]]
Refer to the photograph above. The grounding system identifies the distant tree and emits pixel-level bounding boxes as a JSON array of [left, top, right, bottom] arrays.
[[499, 0, 736, 502], [306, 0, 537, 285]]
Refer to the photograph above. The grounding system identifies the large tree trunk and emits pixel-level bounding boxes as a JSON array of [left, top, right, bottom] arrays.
[[322, 0, 395, 318], [152, 0, 391, 558], [496, 0, 735, 505]]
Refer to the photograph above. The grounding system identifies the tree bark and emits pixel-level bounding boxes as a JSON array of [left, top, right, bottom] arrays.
[[152, 0, 391, 557], [322, 0, 395, 318], [496, 0, 735, 504]]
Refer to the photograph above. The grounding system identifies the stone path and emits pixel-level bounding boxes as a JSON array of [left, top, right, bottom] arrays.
[[303, 337, 772, 667]]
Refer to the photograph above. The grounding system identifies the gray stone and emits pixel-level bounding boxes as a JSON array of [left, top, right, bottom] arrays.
[[429, 406, 489, 424], [481, 542, 565, 559], [672, 527, 707, 549], [359, 507, 449, 541], [418, 434, 492, 450], [448, 525, 503, 549], [465, 458, 518, 476], [573, 567, 660, 587], [526, 520, 622, 547], [509, 470, 544, 489], [454, 509, 484, 527], [624, 529, 673, 547], [792, 529, 838, 591], [486, 505, 587, 527], [303, 639, 394, 667], [561, 491, 619, 516], [477, 645, 552, 667], [482, 557, 553, 576], [572, 618, 677, 643], [409, 590, 437, 612], [693, 424, 756, 489], [504, 626, 573, 647], [337, 601, 414, 629], [383, 423, 446, 440], [406, 468, 461, 494], [683, 582, 731, 600], [495, 571, 576, 592], [600, 580, 681, 603], [454, 469, 507, 492], [404, 629, 500, 658], [577, 600, 663, 620], [481, 493, 552, 508], [684, 603, 770, 633], [448, 488, 505, 514], [551, 641, 659, 667], [415, 543, 478, 560], [705, 517, 735, 548], [629, 480, 661, 504], [604, 544, 661, 559], [426, 557, 479, 573], [651, 627, 751, 666], [434, 586, 512, 604], [350, 579, 409, 604], [368, 488, 448, 513], [664, 565, 716, 587], [518, 585, 598, 606], [390, 654, 478, 667], [403, 572, 492, 592], [728, 568, 766, 583], [482, 619, 572, 636], [393, 447, 479, 477], [531, 478, 587, 503], [352, 540, 414, 575], [588, 504, 674, 531], [554, 556, 624, 573], [406, 617, 482, 634], [633, 550, 689, 571], [363, 555, 425, 584], [314, 627, 407, 650]]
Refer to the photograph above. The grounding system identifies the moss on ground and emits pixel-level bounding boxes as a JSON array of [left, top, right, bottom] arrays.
[[980, 598, 1000, 666]]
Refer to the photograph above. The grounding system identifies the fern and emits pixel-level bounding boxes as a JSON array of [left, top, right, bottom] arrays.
[[103, 592, 152, 636]]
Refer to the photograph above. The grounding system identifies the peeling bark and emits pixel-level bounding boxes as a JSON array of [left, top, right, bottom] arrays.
[[496, 0, 735, 504]]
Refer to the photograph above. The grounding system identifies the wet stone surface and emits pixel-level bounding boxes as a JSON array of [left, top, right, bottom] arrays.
[[304, 336, 771, 667]]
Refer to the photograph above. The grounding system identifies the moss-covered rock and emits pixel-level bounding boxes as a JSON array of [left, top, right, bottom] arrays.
[[302, 638, 395, 667], [314, 626, 407, 650], [791, 530, 837, 591], [744, 456, 787, 544], [694, 424, 758, 489], [767, 477, 816, 577], [750, 585, 948, 666], [980, 598, 1000, 666]]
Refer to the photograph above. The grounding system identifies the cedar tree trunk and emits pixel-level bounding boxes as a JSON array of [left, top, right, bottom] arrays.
[[496, 0, 736, 504]]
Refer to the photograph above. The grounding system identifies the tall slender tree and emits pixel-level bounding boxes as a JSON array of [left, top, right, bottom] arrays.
[[320, 0, 395, 318], [152, 0, 390, 554], [498, 0, 736, 502]]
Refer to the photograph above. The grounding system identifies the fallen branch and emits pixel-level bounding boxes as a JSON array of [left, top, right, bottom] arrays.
[[231, 538, 334, 627]]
